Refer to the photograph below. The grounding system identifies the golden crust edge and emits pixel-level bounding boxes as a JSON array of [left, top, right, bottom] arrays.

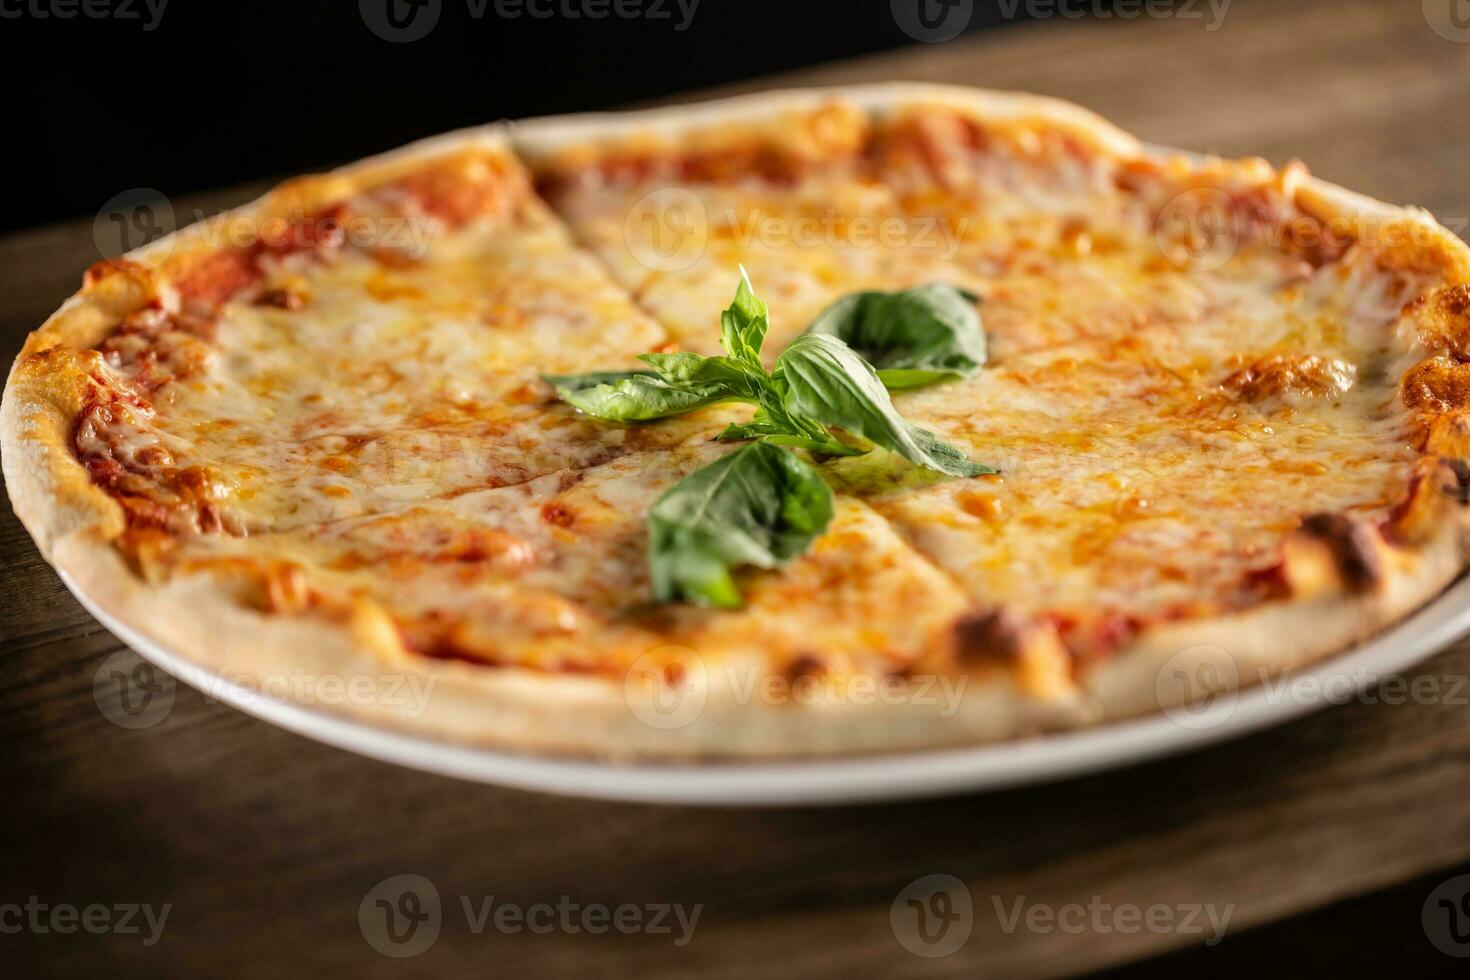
[[54, 535, 1090, 760], [511, 81, 1146, 164]]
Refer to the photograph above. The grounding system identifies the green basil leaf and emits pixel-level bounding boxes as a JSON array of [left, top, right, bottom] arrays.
[[638, 351, 766, 400], [908, 424, 996, 475], [636, 352, 715, 383], [775, 333, 995, 477], [803, 283, 986, 390], [649, 441, 835, 608], [719, 268, 770, 367], [543, 370, 731, 422]]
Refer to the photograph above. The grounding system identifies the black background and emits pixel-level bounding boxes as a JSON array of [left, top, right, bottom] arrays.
[[4, 0, 1068, 234]]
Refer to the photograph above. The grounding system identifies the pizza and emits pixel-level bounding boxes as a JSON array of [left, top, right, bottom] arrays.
[[6, 84, 1470, 759]]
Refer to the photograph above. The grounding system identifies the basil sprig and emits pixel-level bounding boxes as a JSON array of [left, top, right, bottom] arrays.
[[545, 272, 990, 474], [544, 271, 995, 606], [803, 283, 986, 390]]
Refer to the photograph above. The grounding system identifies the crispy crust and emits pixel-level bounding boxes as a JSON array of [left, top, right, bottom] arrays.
[[6, 84, 1470, 760]]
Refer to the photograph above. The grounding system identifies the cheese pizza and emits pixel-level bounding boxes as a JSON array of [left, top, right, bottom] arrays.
[[6, 84, 1470, 758]]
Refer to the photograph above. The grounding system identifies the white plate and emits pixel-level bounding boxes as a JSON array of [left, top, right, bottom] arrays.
[[65, 570, 1470, 807]]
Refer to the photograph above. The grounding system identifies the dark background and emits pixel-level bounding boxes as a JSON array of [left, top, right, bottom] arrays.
[[3, 0, 1087, 234]]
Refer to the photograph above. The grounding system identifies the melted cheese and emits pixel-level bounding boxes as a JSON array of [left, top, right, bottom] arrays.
[[170, 445, 966, 674], [103, 177, 752, 531], [78, 104, 1453, 676]]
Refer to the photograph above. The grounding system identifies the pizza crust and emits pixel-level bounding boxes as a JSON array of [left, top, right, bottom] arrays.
[[511, 82, 1146, 164], [7, 84, 1470, 760]]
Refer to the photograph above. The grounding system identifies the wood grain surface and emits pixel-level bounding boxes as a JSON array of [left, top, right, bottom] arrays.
[[7, 1, 1470, 976]]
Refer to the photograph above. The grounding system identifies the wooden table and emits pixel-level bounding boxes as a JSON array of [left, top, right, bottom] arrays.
[[7, 1, 1470, 975]]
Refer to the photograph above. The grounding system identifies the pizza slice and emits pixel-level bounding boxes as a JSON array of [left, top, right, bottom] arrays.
[[518, 93, 982, 360], [25, 132, 752, 543]]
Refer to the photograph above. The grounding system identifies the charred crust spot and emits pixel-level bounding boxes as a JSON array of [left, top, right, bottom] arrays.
[[255, 288, 304, 311], [83, 259, 125, 289], [1402, 356, 1470, 414], [1222, 353, 1354, 403], [1298, 512, 1383, 592], [1446, 283, 1470, 316], [951, 608, 1026, 665], [784, 654, 824, 681], [1409, 283, 1470, 361]]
